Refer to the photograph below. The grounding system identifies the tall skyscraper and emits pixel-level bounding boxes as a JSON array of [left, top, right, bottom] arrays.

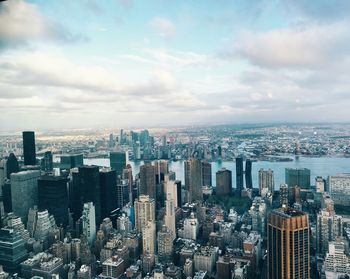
[[268, 208, 310, 279], [279, 183, 289, 207], [82, 202, 96, 245], [22, 131, 36, 166], [142, 221, 156, 255], [116, 179, 129, 209], [245, 159, 253, 189], [165, 177, 178, 208], [216, 168, 232, 196], [158, 225, 174, 263], [328, 174, 350, 206], [41, 151, 53, 172], [99, 168, 117, 219], [38, 175, 69, 227], [140, 163, 156, 200], [10, 170, 40, 223], [235, 157, 244, 196], [154, 160, 169, 184], [201, 162, 212, 187], [60, 154, 84, 169], [184, 158, 203, 202], [285, 168, 311, 189], [6, 153, 19, 179], [78, 166, 101, 224], [164, 198, 176, 239], [109, 151, 126, 177], [315, 176, 326, 193], [134, 195, 155, 231], [258, 169, 275, 196]]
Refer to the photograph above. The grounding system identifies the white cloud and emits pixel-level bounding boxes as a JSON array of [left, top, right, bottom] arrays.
[[149, 17, 176, 38]]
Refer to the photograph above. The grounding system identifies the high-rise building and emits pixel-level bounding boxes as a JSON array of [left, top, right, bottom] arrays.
[[82, 202, 96, 245], [164, 198, 176, 239], [60, 154, 84, 169], [22, 131, 36, 166], [158, 225, 174, 263], [249, 197, 267, 236], [285, 168, 310, 189], [139, 164, 156, 200], [116, 179, 129, 209], [279, 183, 289, 207], [99, 168, 117, 219], [154, 160, 169, 184], [142, 221, 156, 255], [216, 168, 232, 196], [109, 152, 126, 178], [328, 174, 350, 206], [27, 208, 57, 242], [324, 241, 350, 277], [0, 228, 28, 273], [180, 212, 199, 241], [315, 176, 326, 193], [258, 169, 275, 196], [10, 170, 40, 223], [165, 177, 178, 208], [235, 157, 244, 196], [201, 162, 212, 187], [41, 151, 53, 172], [268, 208, 310, 279], [78, 166, 101, 224], [38, 175, 69, 227], [184, 158, 202, 202], [6, 153, 19, 179], [134, 195, 155, 232], [102, 256, 124, 279], [123, 164, 133, 203], [245, 159, 253, 189]]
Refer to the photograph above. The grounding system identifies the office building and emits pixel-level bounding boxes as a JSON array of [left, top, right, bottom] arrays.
[[154, 160, 169, 184], [216, 168, 232, 196], [139, 164, 156, 200], [201, 162, 212, 186], [235, 157, 244, 196], [245, 159, 253, 189], [77, 265, 91, 279], [22, 131, 36, 166], [142, 221, 156, 255], [324, 241, 350, 278], [164, 198, 176, 239], [268, 208, 310, 279], [116, 179, 129, 209], [10, 170, 40, 223], [109, 151, 126, 177], [258, 169, 275, 196], [60, 154, 83, 169], [6, 153, 19, 179], [38, 175, 69, 227], [101, 256, 124, 279], [193, 246, 219, 277], [41, 151, 53, 172], [184, 158, 203, 202], [158, 225, 174, 263], [99, 168, 117, 219], [82, 202, 96, 245], [279, 183, 289, 207], [315, 176, 326, 193], [249, 197, 267, 236], [285, 168, 310, 189], [134, 195, 155, 232], [27, 208, 57, 242], [328, 174, 350, 205], [179, 212, 199, 241], [0, 228, 28, 273], [165, 177, 178, 208]]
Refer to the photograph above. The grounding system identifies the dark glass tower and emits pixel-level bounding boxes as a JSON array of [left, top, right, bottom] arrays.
[[235, 157, 244, 196], [285, 168, 311, 189], [6, 153, 19, 179], [140, 163, 156, 200], [184, 158, 203, 202], [99, 168, 117, 219], [245, 159, 253, 189], [38, 175, 69, 227], [175, 180, 182, 208], [22, 131, 36, 165], [41, 151, 53, 172], [109, 151, 126, 177], [201, 161, 212, 186], [268, 208, 310, 279], [216, 168, 232, 196]]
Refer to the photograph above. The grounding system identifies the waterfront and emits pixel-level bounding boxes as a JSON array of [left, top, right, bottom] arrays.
[[83, 156, 350, 188]]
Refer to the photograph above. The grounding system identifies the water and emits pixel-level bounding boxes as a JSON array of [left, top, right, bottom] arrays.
[[83, 156, 350, 188]]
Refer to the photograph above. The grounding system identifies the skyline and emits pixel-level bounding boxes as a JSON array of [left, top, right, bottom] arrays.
[[1, 0, 350, 131]]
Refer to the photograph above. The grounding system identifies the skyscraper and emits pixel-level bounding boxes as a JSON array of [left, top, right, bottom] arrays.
[[285, 168, 311, 189], [134, 195, 155, 231], [164, 198, 176, 239], [78, 166, 101, 224], [201, 162, 212, 187], [158, 225, 174, 263], [22, 131, 36, 166], [268, 208, 310, 279], [139, 163, 156, 200], [216, 168, 232, 196], [38, 175, 69, 227], [109, 151, 126, 177], [10, 170, 40, 223], [142, 221, 156, 255], [258, 169, 275, 196], [60, 154, 84, 169], [99, 168, 117, 219], [82, 202, 96, 245], [279, 183, 289, 207], [184, 158, 202, 202], [6, 153, 19, 179], [235, 157, 244, 196], [41, 151, 53, 172], [245, 159, 253, 189]]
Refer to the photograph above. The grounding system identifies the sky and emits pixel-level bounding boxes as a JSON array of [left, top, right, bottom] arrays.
[[1, 0, 350, 131]]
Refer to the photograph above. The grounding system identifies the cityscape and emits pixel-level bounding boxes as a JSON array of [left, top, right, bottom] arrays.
[[1, 1, 350, 279]]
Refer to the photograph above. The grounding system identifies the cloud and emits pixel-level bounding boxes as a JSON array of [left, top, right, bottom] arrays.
[[149, 17, 176, 38], [0, 0, 86, 49], [219, 21, 350, 69]]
